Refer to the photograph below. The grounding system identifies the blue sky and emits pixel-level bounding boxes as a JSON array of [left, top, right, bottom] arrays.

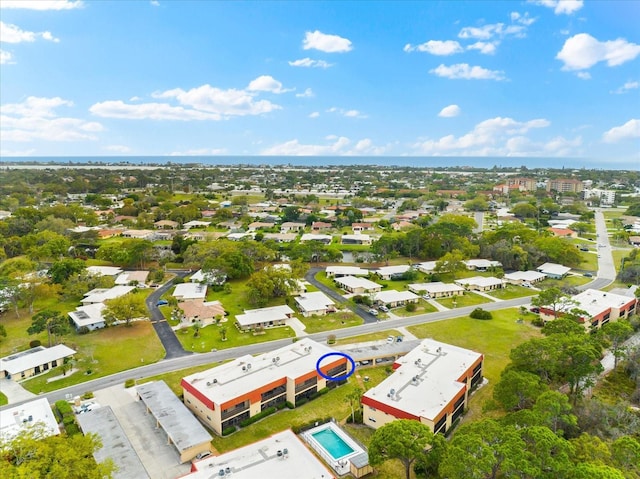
[[1, 0, 638, 164]]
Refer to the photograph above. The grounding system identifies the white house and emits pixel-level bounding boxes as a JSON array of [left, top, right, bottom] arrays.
[[68, 303, 107, 331], [86, 266, 123, 277], [0, 398, 60, 442], [375, 265, 411, 280], [464, 259, 502, 271], [81, 285, 135, 305], [374, 290, 420, 308], [114, 270, 150, 287], [294, 291, 336, 317], [335, 276, 382, 294], [1, 345, 76, 381], [503, 271, 546, 285], [173, 283, 207, 300], [300, 233, 332, 244], [455, 276, 504, 291], [536, 262, 571, 279], [408, 282, 464, 298], [326, 266, 368, 278], [235, 305, 295, 331], [415, 261, 438, 274]]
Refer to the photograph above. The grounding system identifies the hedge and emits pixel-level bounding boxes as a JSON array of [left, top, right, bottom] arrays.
[[221, 426, 236, 436], [239, 406, 277, 428], [55, 400, 74, 418]]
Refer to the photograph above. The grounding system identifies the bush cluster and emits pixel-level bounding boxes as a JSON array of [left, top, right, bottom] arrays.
[[221, 426, 236, 436], [239, 406, 276, 427], [291, 417, 333, 434], [470, 308, 493, 320], [124, 379, 135, 388]]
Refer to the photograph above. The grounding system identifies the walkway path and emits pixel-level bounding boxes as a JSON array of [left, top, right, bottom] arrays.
[[395, 326, 418, 341], [287, 317, 308, 337], [427, 299, 449, 311], [470, 291, 503, 302]]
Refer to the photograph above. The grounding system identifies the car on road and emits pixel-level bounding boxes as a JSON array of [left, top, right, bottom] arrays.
[[368, 308, 379, 316], [156, 299, 169, 306], [583, 272, 593, 277]]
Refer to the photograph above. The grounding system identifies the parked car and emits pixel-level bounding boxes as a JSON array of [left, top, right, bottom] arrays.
[[522, 282, 532, 288], [422, 294, 431, 300], [584, 272, 593, 277], [379, 305, 389, 313], [386, 336, 395, 343], [368, 308, 379, 316], [195, 451, 211, 461], [156, 299, 169, 306], [530, 307, 540, 313]]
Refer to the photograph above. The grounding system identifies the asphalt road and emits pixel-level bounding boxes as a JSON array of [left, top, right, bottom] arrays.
[[145, 270, 192, 359]]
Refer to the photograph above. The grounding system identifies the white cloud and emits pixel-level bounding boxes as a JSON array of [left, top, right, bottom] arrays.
[[0, 49, 13, 64], [150, 0, 160, 6], [611, 81, 639, 94], [576, 71, 591, 80], [303, 30, 352, 53], [288, 57, 333, 68], [89, 100, 224, 120], [1, 96, 103, 142], [0, 1, 83, 10], [430, 63, 506, 80], [247, 75, 290, 94], [0, 22, 59, 43], [602, 119, 640, 143], [169, 148, 228, 156], [458, 23, 526, 40], [261, 136, 386, 156], [105, 145, 132, 153], [296, 88, 314, 98], [530, 0, 583, 15], [327, 107, 367, 118], [467, 41, 497, 55], [308, 111, 320, 118], [403, 40, 463, 55], [438, 104, 461, 118], [510, 12, 536, 26], [0, 148, 37, 156], [556, 33, 640, 71], [413, 116, 551, 155]]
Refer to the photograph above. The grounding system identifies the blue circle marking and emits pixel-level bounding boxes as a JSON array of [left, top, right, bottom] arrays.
[[316, 352, 356, 382]]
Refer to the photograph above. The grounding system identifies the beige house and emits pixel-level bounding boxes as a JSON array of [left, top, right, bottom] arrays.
[[409, 282, 464, 298], [1, 345, 76, 381], [455, 276, 504, 291], [178, 299, 226, 327], [335, 275, 382, 294]]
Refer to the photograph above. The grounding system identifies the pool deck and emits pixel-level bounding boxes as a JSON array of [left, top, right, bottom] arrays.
[[302, 422, 366, 476]]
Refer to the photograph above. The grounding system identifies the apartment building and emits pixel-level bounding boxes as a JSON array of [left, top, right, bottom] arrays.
[[546, 178, 584, 194], [181, 339, 348, 435]]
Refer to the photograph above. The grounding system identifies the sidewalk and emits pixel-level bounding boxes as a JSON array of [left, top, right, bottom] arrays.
[[287, 317, 308, 337], [427, 299, 449, 311], [470, 291, 503, 302]]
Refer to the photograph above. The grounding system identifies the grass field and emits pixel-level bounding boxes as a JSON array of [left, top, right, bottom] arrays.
[[298, 310, 363, 334], [486, 284, 535, 300], [407, 308, 542, 422], [174, 321, 295, 352], [334, 329, 403, 345], [0, 392, 7, 406], [392, 300, 438, 317], [20, 321, 165, 394], [437, 293, 489, 309], [543, 274, 591, 289]]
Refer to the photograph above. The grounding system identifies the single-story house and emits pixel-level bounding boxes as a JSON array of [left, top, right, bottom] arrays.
[[548, 227, 577, 238], [416, 261, 438, 274], [464, 259, 502, 271], [235, 305, 295, 331], [374, 290, 420, 308], [341, 234, 372, 245], [1, 345, 76, 381], [311, 221, 332, 232], [300, 233, 332, 244], [68, 303, 107, 331], [503, 271, 546, 285], [189, 269, 227, 285], [248, 221, 273, 231], [280, 222, 306, 233], [295, 291, 336, 317], [536, 262, 571, 279], [0, 398, 60, 442], [115, 270, 150, 287], [376, 265, 411, 280], [183, 220, 210, 229], [86, 266, 123, 277], [352, 222, 375, 233], [408, 282, 464, 298], [326, 266, 368, 278], [263, 233, 298, 243], [226, 232, 253, 241], [178, 299, 226, 326], [628, 236, 640, 247], [81, 285, 136, 305], [335, 276, 382, 294], [154, 220, 179, 230], [173, 283, 207, 300], [121, 229, 156, 240], [455, 276, 504, 291]]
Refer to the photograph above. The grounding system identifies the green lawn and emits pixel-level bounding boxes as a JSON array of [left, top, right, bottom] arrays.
[[486, 284, 535, 300], [20, 321, 165, 394], [542, 274, 591, 289], [392, 300, 438, 317], [580, 252, 598, 271], [0, 392, 7, 406], [175, 321, 295, 352], [407, 308, 543, 422], [334, 329, 403, 345], [437, 293, 490, 309], [298, 310, 363, 334]]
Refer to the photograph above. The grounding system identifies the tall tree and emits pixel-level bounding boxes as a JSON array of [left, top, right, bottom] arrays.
[[599, 321, 634, 368], [531, 287, 574, 320], [368, 419, 441, 479], [493, 370, 548, 411], [103, 294, 147, 326], [27, 310, 69, 347]]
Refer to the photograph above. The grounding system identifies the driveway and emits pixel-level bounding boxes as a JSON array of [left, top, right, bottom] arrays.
[[0, 378, 37, 404], [145, 271, 192, 359]]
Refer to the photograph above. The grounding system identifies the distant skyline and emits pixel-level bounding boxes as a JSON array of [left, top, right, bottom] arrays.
[[0, 0, 638, 164]]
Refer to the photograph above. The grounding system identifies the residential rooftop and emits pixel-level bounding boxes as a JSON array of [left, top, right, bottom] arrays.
[[0, 397, 59, 442]]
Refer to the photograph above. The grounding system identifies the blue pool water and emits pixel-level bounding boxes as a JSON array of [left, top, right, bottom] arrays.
[[311, 428, 354, 460]]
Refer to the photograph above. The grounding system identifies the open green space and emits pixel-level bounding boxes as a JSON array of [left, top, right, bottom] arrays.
[[334, 329, 403, 345], [437, 292, 489, 309], [174, 321, 295, 352], [580, 251, 598, 271], [20, 321, 165, 394], [407, 308, 543, 422], [298, 310, 363, 334], [391, 300, 438, 317], [542, 274, 591, 289], [486, 284, 535, 300]]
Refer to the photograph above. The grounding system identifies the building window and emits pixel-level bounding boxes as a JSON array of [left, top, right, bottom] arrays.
[[368, 417, 376, 423]]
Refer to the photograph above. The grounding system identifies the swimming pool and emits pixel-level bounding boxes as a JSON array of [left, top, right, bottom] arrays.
[[311, 428, 355, 460]]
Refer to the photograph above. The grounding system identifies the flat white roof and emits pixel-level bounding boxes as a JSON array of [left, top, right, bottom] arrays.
[[536, 262, 571, 276], [363, 339, 482, 421], [504, 271, 547, 282], [376, 265, 411, 275], [455, 276, 503, 287], [563, 289, 636, 317], [68, 303, 106, 327], [335, 275, 381, 291], [409, 282, 464, 294], [464, 259, 501, 268], [0, 397, 59, 442], [0, 345, 76, 375], [182, 339, 337, 406], [189, 269, 205, 282], [295, 291, 334, 312], [173, 282, 207, 299], [374, 290, 419, 303], [342, 234, 371, 241], [114, 271, 149, 285], [325, 266, 368, 276], [235, 304, 294, 327], [184, 429, 334, 479], [300, 233, 332, 242], [86, 266, 123, 277], [416, 261, 437, 272], [82, 285, 135, 304]]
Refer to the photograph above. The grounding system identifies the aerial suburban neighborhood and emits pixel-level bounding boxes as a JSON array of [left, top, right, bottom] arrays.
[[1, 163, 639, 479]]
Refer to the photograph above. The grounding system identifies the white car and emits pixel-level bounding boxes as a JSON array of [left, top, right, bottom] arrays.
[[386, 336, 395, 343], [368, 308, 379, 316]]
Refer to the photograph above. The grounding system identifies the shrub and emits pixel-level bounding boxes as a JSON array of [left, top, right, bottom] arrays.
[[77, 326, 90, 335], [405, 302, 417, 312], [238, 406, 276, 427], [470, 308, 492, 320], [310, 387, 330, 400], [222, 426, 236, 436], [81, 391, 94, 400], [29, 340, 41, 348], [327, 334, 337, 345], [285, 401, 295, 409], [55, 400, 73, 418], [532, 317, 545, 327], [62, 415, 76, 426], [124, 379, 135, 388], [64, 422, 80, 436], [173, 277, 185, 284]]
